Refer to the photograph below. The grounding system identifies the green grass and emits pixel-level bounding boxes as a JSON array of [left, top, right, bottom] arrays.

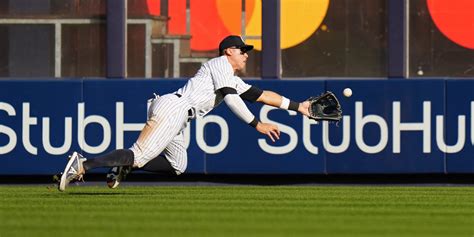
[[0, 185, 473, 237]]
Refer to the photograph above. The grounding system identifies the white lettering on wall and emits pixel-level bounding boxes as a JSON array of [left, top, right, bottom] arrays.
[[0, 100, 473, 156], [196, 115, 228, 154], [258, 105, 298, 155], [22, 103, 37, 155], [323, 116, 350, 153], [393, 101, 431, 153], [42, 117, 72, 155], [302, 116, 319, 154], [436, 115, 465, 153], [471, 101, 474, 146], [355, 102, 388, 154], [0, 102, 17, 155]]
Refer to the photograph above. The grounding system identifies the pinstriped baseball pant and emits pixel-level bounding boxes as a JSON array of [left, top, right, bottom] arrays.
[[129, 94, 190, 174]]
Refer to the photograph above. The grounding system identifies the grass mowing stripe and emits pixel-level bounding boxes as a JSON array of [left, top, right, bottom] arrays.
[[0, 185, 473, 237]]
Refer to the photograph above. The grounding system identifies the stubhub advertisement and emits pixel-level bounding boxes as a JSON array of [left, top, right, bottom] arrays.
[[0, 79, 473, 174]]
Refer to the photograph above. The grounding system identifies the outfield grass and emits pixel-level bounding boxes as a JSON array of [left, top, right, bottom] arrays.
[[0, 185, 473, 237]]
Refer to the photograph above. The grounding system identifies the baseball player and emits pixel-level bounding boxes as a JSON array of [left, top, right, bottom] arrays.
[[58, 35, 312, 191]]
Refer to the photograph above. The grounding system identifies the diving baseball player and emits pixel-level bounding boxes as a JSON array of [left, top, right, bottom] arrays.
[[58, 35, 312, 191]]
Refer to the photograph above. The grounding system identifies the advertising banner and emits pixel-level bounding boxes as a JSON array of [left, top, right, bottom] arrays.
[[0, 79, 473, 175]]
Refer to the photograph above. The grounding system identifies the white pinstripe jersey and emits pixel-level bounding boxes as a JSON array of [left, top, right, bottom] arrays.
[[174, 55, 251, 117], [132, 56, 253, 171]]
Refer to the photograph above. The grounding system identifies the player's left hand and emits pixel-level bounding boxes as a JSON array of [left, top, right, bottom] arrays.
[[298, 101, 311, 117], [256, 122, 280, 142], [306, 92, 342, 122]]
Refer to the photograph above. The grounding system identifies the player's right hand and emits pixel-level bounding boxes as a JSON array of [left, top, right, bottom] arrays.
[[256, 122, 280, 142]]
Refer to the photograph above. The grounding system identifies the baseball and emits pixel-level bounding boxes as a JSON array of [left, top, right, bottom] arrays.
[[343, 88, 352, 97]]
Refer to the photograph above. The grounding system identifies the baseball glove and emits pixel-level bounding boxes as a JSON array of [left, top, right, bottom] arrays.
[[307, 91, 342, 122]]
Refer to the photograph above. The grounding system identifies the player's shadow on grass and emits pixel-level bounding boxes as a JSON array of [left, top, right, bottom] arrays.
[[65, 191, 153, 196]]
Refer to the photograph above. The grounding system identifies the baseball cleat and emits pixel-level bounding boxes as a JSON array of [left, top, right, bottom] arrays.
[[58, 151, 86, 192], [106, 166, 132, 189], [53, 172, 80, 185]]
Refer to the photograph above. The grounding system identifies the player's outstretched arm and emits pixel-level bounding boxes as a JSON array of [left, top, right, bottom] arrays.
[[220, 87, 281, 142], [256, 90, 310, 117]]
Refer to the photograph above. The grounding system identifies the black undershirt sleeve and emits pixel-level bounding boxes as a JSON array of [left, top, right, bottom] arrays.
[[240, 86, 263, 103], [218, 87, 238, 96]]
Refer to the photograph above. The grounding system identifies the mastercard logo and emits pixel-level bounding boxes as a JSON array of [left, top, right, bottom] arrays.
[[427, 0, 474, 49], [146, 0, 474, 51]]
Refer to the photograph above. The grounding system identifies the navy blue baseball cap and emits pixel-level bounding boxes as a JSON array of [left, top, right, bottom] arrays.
[[219, 35, 254, 55]]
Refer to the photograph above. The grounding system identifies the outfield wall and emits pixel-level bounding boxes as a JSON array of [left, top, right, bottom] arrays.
[[0, 79, 473, 175]]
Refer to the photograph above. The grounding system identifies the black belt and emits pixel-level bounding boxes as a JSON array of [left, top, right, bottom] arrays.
[[175, 93, 194, 119]]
